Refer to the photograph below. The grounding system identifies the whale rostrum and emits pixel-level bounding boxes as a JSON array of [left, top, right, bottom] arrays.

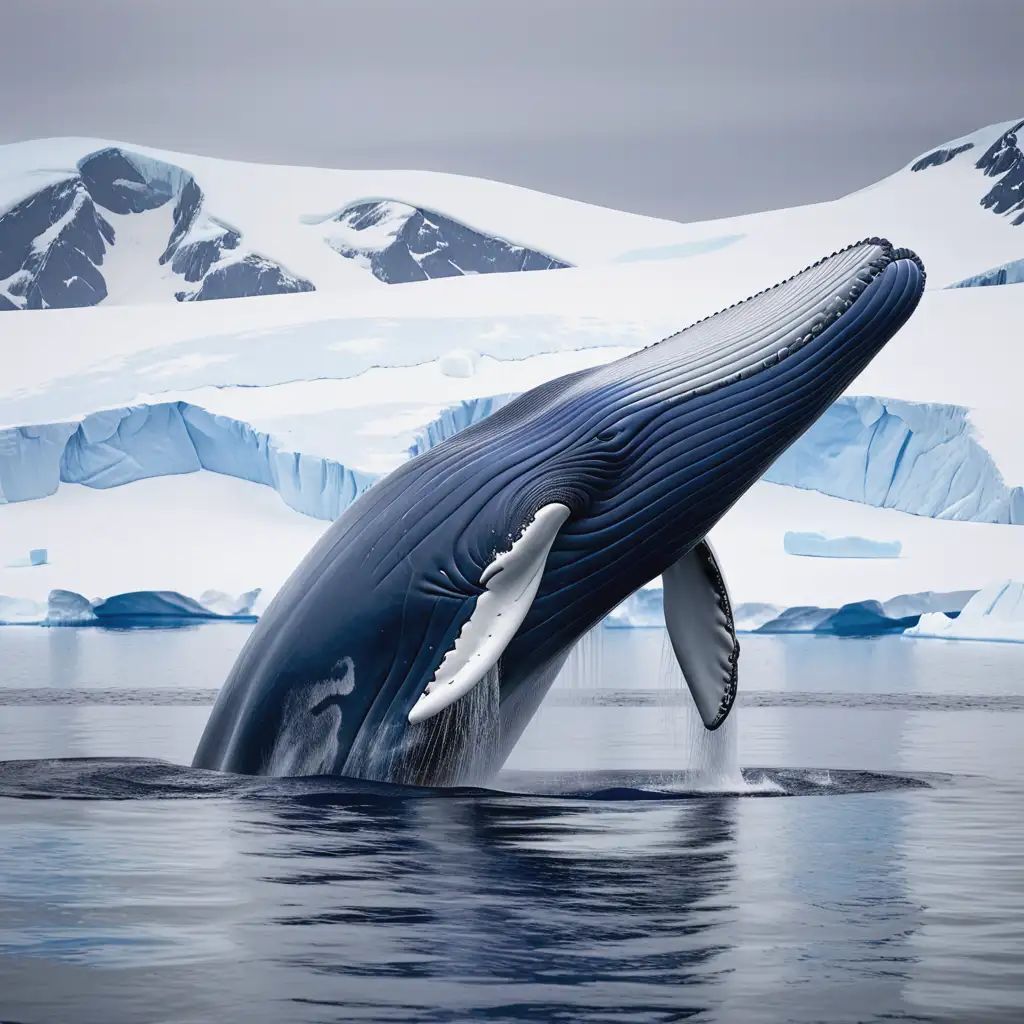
[[193, 238, 926, 786]]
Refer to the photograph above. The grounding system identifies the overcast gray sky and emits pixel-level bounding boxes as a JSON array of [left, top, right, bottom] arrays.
[[3, 0, 1022, 222]]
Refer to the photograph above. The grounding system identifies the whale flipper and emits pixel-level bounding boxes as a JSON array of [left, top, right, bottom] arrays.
[[663, 538, 740, 730], [408, 503, 571, 724]]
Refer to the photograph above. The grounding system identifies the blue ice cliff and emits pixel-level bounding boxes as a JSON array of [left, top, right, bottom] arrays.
[[2, 390, 1020, 524]]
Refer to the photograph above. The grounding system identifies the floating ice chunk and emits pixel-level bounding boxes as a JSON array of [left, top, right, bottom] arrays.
[[46, 589, 97, 625], [880, 590, 975, 620], [908, 581, 1024, 642], [732, 602, 783, 632], [4, 548, 49, 568], [784, 531, 901, 558], [199, 588, 261, 617], [0, 587, 264, 628], [0, 596, 48, 624], [438, 349, 479, 378]]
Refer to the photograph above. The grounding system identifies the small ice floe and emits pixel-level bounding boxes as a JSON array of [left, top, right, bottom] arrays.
[[438, 348, 480, 378], [784, 531, 901, 559], [4, 548, 49, 568]]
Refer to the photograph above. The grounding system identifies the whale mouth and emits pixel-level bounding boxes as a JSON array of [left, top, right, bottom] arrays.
[[614, 237, 925, 404]]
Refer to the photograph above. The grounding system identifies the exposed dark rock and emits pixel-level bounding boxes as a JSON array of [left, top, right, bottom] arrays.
[[177, 254, 314, 301], [976, 120, 1024, 225], [1, 146, 315, 310], [78, 147, 175, 214], [169, 226, 241, 282], [160, 177, 203, 264], [911, 142, 974, 171], [0, 177, 113, 310], [329, 199, 571, 284]]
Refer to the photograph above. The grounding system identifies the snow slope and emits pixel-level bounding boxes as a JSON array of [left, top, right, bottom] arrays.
[[4, 118, 1024, 637], [2, 117, 1024, 309]]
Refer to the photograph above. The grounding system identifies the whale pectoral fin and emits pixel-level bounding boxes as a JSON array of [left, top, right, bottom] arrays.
[[408, 503, 571, 725], [662, 538, 739, 730]]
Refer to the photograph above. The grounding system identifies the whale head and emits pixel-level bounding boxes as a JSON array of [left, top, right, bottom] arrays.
[[193, 239, 925, 784]]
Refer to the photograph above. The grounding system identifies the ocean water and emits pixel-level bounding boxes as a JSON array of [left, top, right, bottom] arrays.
[[0, 627, 1022, 1023]]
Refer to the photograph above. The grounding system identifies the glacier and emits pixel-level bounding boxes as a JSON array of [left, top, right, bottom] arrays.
[[0, 393, 527, 518], [0, 403, 374, 521], [764, 396, 1024, 523], [948, 258, 1024, 289], [3, 389, 1021, 528], [783, 532, 902, 558]]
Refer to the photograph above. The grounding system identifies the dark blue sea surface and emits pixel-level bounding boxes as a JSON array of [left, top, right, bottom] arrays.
[[0, 627, 1022, 1023]]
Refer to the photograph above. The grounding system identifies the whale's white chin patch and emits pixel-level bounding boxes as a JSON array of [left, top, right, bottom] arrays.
[[408, 503, 570, 725]]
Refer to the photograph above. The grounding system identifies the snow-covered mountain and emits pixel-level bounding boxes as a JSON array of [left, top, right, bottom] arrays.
[[3, 119, 1024, 637], [0, 142, 577, 310], [3, 118, 1024, 310]]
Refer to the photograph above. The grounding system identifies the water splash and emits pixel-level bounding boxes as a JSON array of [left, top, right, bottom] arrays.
[[348, 665, 502, 787], [658, 632, 746, 791], [554, 626, 605, 690]]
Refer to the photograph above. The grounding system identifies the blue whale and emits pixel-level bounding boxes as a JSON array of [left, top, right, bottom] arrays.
[[193, 239, 925, 785]]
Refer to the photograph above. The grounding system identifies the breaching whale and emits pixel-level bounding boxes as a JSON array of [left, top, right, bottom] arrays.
[[194, 238, 925, 785]]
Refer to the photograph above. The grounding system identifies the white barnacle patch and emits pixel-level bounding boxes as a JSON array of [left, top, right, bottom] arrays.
[[408, 503, 570, 725], [264, 656, 356, 776]]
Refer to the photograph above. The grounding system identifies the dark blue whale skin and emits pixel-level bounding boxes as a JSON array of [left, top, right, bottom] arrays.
[[193, 239, 925, 784]]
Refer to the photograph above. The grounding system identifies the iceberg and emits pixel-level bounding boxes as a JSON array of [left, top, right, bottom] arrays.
[[46, 589, 97, 625], [755, 591, 973, 636], [732, 603, 783, 632], [604, 588, 974, 637], [91, 590, 258, 625], [0, 587, 261, 626], [4, 548, 49, 568], [784, 531, 901, 558], [0, 595, 49, 625], [908, 581, 1024, 642], [604, 587, 667, 628]]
